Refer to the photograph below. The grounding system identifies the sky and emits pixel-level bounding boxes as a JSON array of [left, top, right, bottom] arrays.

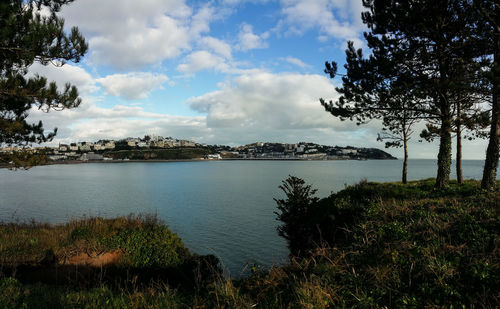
[[27, 0, 489, 159]]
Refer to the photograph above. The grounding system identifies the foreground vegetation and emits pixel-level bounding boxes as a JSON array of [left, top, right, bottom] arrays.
[[1, 179, 499, 308]]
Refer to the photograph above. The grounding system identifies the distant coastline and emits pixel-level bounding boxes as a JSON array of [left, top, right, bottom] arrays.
[[1, 137, 397, 168], [0, 156, 398, 169], [48, 156, 397, 165]]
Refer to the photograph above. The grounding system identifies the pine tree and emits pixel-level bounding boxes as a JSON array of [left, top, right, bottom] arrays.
[[322, 0, 486, 188], [321, 42, 425, 184], [0, 0, 87, 153], [479, 0, 500, 190]]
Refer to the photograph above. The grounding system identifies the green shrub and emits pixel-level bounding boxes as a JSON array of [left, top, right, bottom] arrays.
[[118, 224, 189, 268], [0, 278, 25, 309]]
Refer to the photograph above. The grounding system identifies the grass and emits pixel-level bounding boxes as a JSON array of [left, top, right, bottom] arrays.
[[0, 215, 189, 268], [248, 178, 500, 307], [1, 180, 499, 308]]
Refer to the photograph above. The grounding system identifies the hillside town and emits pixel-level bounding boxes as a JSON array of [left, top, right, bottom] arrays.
[[0, 135, 397, 162]]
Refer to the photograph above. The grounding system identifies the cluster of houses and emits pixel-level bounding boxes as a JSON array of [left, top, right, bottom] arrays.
[[123, 136, 196, 148], [0, 137, 394, 162], [233, 142, 362, 160], [49, 140, 116, 161], [48, 136, 199, 161]]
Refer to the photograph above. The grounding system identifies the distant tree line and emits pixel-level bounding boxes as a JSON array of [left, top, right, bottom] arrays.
[[321, 0, 498, 189]]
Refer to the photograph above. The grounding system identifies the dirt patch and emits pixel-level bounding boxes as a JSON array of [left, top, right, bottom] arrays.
[[62, 250, 123, 267]]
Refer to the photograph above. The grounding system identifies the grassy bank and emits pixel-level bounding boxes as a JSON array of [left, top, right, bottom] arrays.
[[1, 180, 499, 308]]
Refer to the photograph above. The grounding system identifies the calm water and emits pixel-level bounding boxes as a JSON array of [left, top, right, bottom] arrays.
[[0, 159, 486, 276]]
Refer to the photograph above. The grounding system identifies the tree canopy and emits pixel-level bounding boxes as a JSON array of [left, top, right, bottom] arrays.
[[0, 0, 87, 149], [321, 0, 492, 188]]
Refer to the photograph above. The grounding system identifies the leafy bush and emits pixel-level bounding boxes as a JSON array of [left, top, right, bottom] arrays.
[[0, 278, 25, 309], [117, 223, 189, 268]]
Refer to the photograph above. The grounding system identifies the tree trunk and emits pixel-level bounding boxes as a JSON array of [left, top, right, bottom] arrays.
[[481, 10, 500, 191], [482, 88, 500, 190], [436, 110, 452, 188], [402, 130, 408, 184], [456, 100, 463, 184]]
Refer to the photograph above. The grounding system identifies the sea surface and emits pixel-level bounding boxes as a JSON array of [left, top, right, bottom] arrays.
[[0, 159, 487, 276]]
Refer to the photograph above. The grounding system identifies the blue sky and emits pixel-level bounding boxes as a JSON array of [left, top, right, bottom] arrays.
[[27, 0, 489, 159]]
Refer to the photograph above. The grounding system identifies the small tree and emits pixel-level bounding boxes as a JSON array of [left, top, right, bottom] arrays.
[[321, 43, 426, 184], [0, 0, 87, 167], [274, 176, 319, 257], [377, 100, 420, 184]]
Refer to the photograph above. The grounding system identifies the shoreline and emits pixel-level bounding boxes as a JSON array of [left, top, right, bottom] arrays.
[[0, 157, 398, 169], [47, 156, 397, 165]]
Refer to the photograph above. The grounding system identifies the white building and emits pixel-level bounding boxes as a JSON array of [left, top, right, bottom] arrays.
[[205, 154, 222, 160], [180, 140, 196, 147], [58, 144, 68, 152], [93, 143, 105, 151], [341, 149, 357, 155], [104, 141, 115, 149], [79, 143, 92, 152]]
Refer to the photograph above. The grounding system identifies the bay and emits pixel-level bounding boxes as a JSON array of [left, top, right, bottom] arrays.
[[0, 159, 487, 276]]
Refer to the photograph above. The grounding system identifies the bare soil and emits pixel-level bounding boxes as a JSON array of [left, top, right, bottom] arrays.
[[61, 249, 123, 267]]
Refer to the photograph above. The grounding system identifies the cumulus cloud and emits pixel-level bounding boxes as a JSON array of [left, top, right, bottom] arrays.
[[61, 0, 219, 69], [65, 116, 207, 142], [97, 72, 168, 100], [177, 51, 229, 74], [277, 0, 367, 43], [27, 100, 207, 143], [188, 72, 344, 129], [199, 36, 232, 59], [236, 23, 269, 51], [28, 63, 98, 95]]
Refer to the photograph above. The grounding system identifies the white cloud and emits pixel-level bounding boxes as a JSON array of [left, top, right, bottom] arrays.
[[61, 0, 219, 69], [27, 100, 207, 142], [236, 23, 269, 51], [177, 51, 229, 74], [199, 36, 232, 59], [188, 4, 220, 37], [221, 0, 271, 4], [281, 56, 310, 68], [66, 116, 207, 142], [277, 0, 366, 42], [188, 72, 343, 129], [97, 72, 168, 100], [28, 63, 98, 95]]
